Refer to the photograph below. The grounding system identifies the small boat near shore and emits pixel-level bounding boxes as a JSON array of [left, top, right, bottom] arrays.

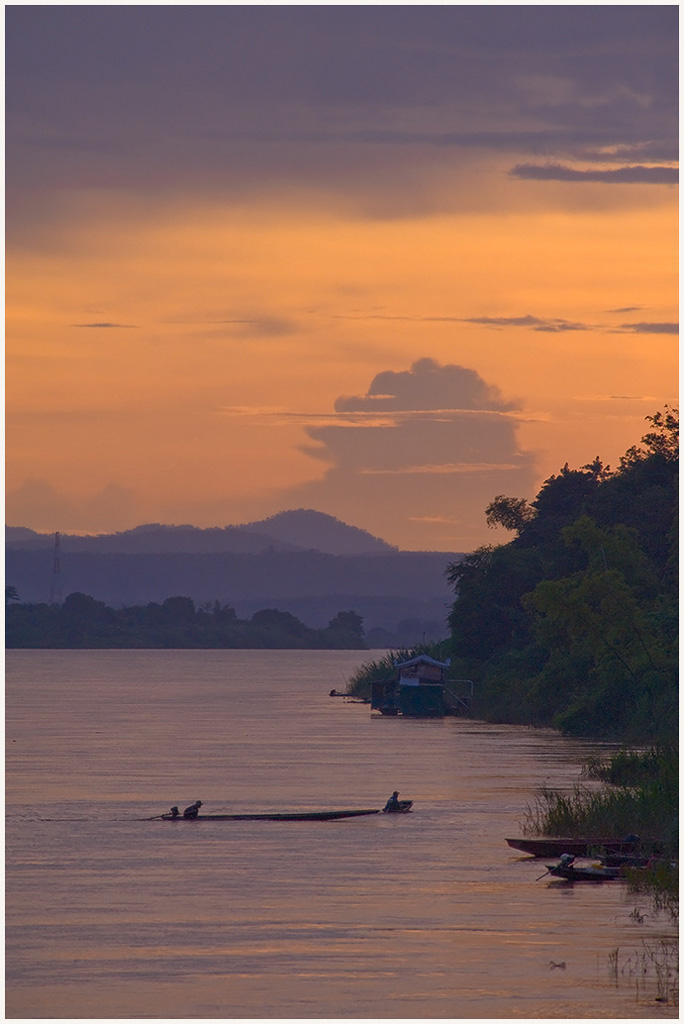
[[544, 854, 623, 882], [506, 836, 641, 858]]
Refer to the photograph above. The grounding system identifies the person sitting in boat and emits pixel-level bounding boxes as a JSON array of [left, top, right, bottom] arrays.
[[383, 791, 401, 812], [169, 806, 180, 818], [183, 800, 202, 819]]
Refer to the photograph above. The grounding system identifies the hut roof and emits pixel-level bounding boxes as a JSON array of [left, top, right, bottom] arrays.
[[394, 655, 450, 670]]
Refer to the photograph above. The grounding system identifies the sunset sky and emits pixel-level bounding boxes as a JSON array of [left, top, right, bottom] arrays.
[[6, 7, 678, 551]]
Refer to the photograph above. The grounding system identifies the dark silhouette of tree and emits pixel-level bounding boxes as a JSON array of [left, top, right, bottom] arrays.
[[485, 495, 535, 533], [581, 456, 612, 481], [161, 596, 196, 623], [444, 409, 678, 742], [327, 610, 365, 637], [620, 406, 678, 467]]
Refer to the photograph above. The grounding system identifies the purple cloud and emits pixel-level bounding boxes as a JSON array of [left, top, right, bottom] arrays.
[[619, 321, 679, 335], [510, 163, 678, 185]]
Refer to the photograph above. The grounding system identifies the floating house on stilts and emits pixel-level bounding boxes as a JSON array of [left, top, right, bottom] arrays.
[[371, 654, 472, 718]]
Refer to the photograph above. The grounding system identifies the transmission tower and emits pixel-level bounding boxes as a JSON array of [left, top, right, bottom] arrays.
[[49, 531, 63, 605]]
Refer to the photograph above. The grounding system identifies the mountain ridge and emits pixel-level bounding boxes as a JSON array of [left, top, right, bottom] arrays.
[[6, 510, 461, 642], [5, 509, 398, 556]]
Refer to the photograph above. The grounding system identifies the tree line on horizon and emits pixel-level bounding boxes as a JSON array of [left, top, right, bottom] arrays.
[[5, 593, 369, 650]]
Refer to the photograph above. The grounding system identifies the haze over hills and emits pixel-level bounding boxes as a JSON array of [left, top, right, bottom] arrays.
[[5, 509, 397, 556], [6, 509, 459, 645]]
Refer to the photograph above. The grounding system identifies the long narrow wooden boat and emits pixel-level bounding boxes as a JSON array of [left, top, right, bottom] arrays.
[[506, 836, 639, 858], [159, 808, 381, 822]]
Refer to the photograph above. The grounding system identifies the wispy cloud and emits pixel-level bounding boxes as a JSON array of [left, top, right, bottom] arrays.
[[461, 315, 588, 333], [168, 316, 299, 338], [73, 322, 138, 329], [573, 394, 658, 403], [332, 314, 467, 323], [332, 311, 678, 337], [618, 321, 679, 335], [510, 163, 678, 185], [360, 461, 529, 476], [205, 317, 298, 337], [333, 312, 594, 332], [218, 405, 532, 430]]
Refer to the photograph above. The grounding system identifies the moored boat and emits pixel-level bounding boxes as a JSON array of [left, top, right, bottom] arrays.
[[546, 854, 623, 882], [506, 836, 641, 858]]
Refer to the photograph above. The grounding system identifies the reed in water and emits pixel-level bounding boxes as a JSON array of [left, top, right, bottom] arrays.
[[523, 746, 678, 921]]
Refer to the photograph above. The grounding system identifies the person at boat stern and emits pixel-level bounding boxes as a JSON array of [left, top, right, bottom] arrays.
[[183, 800, 202, 818], [383, 791, 401, 812]]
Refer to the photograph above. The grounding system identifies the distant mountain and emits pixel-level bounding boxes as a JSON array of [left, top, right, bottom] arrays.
[[237, 509, 396, 555], [6, 512, 461, 641], [5, 524, 301, 555], [5, 527, 42, 547], [5, 510, 396, 557]]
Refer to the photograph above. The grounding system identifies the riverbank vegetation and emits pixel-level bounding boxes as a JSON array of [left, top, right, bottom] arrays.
[[446, 408, 678, 744], [523, 747, 677, 849], [524, 746, 678, 920], [5, 594, 368, 649]]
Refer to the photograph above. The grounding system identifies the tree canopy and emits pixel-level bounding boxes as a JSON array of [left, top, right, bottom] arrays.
[[446, 409, 678, 742]]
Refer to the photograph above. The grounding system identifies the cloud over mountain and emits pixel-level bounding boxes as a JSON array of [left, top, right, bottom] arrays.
[[283, 359, 536, 549]]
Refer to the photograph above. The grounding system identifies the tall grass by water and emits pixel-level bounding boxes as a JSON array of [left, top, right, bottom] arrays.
[[523, 780, 676, 843], [524, 746, 678, 922], [523, 747, 678, 845]]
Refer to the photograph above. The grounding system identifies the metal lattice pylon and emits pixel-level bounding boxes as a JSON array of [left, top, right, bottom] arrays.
[[49, 531, 63, 605]]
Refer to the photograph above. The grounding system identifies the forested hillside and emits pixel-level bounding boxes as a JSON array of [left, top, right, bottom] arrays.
[[446, 409, 678, 742]]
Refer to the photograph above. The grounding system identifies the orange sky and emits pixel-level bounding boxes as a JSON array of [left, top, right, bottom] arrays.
[[6, 8, 678, 550]]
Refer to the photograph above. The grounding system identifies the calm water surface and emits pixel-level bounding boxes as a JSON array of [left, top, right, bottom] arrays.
[[6, 650, 677, 1019]]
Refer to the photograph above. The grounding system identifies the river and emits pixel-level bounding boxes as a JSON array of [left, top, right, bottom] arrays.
[[5, 649, 677, 1018]]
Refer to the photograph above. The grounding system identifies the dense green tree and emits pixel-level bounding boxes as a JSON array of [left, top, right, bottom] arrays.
[[445, 409, 678, 742]]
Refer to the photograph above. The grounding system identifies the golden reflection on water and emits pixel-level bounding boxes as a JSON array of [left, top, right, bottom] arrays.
[[6, 650, 678, 1019]]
